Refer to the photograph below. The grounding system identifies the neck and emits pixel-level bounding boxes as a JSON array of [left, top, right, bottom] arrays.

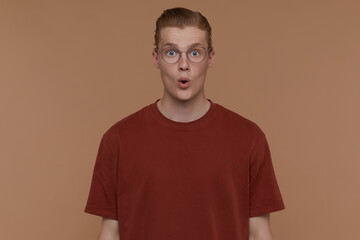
[[157, 95, 211, 123]]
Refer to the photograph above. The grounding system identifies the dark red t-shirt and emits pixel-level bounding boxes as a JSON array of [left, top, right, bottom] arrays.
[[84, 98, 285, 239]]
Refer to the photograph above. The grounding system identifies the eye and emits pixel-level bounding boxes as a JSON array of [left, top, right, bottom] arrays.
[[190, 49, 201, 57], [164, 48, 178, 57]]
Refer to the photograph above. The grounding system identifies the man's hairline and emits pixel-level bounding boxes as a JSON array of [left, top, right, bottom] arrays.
[[156, 25, 210, 51], [160, 42, 207, 50]]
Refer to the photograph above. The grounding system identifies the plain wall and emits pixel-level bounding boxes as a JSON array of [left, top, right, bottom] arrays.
[[1, 0, 359, 239]]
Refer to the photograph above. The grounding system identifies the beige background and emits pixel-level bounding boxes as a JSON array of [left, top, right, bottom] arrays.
[[1, 0, 359, 239]]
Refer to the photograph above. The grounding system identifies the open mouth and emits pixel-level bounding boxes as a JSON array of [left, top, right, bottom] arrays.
[[178, 80, 190, 88]]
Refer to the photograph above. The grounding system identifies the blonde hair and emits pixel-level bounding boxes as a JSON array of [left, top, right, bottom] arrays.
[[154, 7, 213, 52]]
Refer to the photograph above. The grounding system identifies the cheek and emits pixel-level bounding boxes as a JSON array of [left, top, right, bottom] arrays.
[[200, 61, 210, 71], [193, 64, 209, 77], [159, 65, 177, 78]]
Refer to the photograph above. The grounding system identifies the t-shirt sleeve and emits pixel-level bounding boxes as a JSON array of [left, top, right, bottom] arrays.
[[249, 131, 285, 217], [84, 131, 118, 220]]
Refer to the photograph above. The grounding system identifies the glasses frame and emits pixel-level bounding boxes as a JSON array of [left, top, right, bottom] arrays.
[[156, 46, 213, 64]]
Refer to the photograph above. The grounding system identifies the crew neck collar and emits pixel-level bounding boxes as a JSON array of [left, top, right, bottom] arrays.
[[149, 98, 218, 130]]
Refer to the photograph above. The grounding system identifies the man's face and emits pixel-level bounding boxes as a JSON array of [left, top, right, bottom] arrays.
[[152, 26, 215, 103]]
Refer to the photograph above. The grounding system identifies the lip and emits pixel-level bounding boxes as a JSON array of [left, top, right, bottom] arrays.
[[177, 78, 191, 89], [178, 77, 190, 82]]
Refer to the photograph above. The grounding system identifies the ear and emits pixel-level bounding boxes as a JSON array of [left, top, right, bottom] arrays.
[[152, 49, 160, 69], [207, 49, 215, 67]]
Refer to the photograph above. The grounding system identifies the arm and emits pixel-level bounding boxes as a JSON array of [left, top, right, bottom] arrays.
[[249, 213, 272, 240], [98, 218, 120, 240]]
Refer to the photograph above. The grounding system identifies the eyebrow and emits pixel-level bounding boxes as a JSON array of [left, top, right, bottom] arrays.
[[162, 42, 205, 49]]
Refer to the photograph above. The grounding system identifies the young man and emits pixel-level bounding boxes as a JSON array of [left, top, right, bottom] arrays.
[[84, 7, 285, 240]]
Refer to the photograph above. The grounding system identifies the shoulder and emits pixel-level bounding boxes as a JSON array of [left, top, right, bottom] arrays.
[[215, 102, 266, 139], [102, 104, 149, 140]]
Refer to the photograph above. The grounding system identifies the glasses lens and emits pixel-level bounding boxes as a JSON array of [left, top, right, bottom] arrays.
[[161, 48, 180, 63], [160, 47, 208, 63], [187, 47, 206, 63]]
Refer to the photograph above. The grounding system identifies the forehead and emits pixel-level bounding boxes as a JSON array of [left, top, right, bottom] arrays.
[[159, 26, 207, 49]]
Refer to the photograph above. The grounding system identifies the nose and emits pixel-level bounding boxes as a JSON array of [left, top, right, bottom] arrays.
[[178, 52, 189, 72]]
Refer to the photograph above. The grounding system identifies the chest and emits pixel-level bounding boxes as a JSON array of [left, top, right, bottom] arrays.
[[118, 128, 251, 190]]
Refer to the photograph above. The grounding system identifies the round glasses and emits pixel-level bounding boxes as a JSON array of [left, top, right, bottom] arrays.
[[157, 46, 213, 64]]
